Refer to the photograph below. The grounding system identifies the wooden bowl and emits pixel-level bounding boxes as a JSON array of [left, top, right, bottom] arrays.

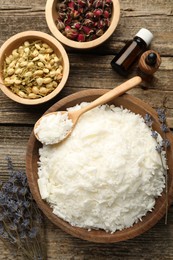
[[0, 31, 70, 105], [45, 0, 120, 49], [26, 90, 173, 243]]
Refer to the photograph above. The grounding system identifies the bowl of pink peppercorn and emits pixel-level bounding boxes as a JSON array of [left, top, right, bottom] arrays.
[[45, 0, 120, 49]]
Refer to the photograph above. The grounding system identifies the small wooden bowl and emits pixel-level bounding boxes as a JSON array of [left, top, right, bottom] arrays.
[[0, 31, 70, 105], [26, 90, 173, 243], [45, 0, 120, 49]]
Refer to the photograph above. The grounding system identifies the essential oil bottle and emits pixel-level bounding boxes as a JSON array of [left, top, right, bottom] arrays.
[[137, 50, 161, 81], [111, 28, 153, 76]]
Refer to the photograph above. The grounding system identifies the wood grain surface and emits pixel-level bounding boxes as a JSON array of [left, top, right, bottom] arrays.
[[0, 0, 173, 259]]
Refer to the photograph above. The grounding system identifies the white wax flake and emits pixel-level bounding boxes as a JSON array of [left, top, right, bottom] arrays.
[[37, 103, 166, 233], [34, 112, 73, 145]]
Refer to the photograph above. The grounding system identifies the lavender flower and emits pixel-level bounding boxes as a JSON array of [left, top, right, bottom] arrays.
[[161, 123, 169, 133], [21, 219, 30, 229], [19, 187, 28, 196], [29, 227, 38, 239], [162, 139, 170, 149], [8, 223, 17, 231], [145, 108, 170, 153], [7, 199, 18, 212], [151, 130, 158, 139], [145, 106, 170, 225], [0, 213, 4, 221], [0, 193, 6, 206], [1, 231, 9, 239], [0, 223, 4, 235], [144, 113, 153, 127], [155, 144, 163, 153], [156, 108, 169, 133], [157, 108, 166, 123], [23, 200, 31, 209], [0, 157, 47, 259], [11, 185, 19, 193]]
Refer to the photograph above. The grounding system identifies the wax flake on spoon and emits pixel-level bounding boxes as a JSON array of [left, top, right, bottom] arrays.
[[34, 112, 73, 145], [34, 76, 142, 145]]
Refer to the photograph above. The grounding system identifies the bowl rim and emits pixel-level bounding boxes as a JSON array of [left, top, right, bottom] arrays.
[[45, 0, 120, 49], [0, 30, 70, 105], [26, 89, 173, 243]]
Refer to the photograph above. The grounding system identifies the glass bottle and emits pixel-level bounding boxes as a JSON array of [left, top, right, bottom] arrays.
[[111, 28, 153, 76]]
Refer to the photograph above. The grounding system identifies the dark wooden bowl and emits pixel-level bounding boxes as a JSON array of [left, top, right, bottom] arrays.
[[26, 89, 173, 243]]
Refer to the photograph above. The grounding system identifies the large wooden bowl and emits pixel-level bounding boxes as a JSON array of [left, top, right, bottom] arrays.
[[45, 0, 120, 49], [26, 90, 173, 243], [0, 31, 70, 105]]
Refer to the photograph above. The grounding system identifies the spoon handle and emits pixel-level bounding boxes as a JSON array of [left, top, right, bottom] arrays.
[[77, 76, 142, 116]]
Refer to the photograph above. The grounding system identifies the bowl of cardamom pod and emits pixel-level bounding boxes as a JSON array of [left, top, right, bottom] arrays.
[[45, 0, 120, 49], [0, 31, 70, 105]]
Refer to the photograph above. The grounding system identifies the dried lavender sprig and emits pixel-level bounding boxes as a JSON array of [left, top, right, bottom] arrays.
[[144, 113, 153, 127], [156, 107, 170, 134], [156, 106, 170, 225], [157, 108, 166, 123], [144, 105, 170, 225], [0, 157, 47, 260], [151, 130, 158, 139], [161, 123, 169, 133]]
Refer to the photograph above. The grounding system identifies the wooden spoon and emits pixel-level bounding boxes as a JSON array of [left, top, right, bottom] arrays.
[[34, 76, 142, 145]]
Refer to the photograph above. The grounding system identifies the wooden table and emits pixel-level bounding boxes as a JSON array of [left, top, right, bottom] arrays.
[[0, 0, 173, 259]]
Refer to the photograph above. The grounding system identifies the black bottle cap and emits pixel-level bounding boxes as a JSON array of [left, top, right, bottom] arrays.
[[145, 52, 157, 66]]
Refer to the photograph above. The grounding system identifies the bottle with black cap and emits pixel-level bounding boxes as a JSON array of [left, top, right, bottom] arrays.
[[111, 28, 153, 76], [145, 52, 158, 66], [137, 50, 161, 80]]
